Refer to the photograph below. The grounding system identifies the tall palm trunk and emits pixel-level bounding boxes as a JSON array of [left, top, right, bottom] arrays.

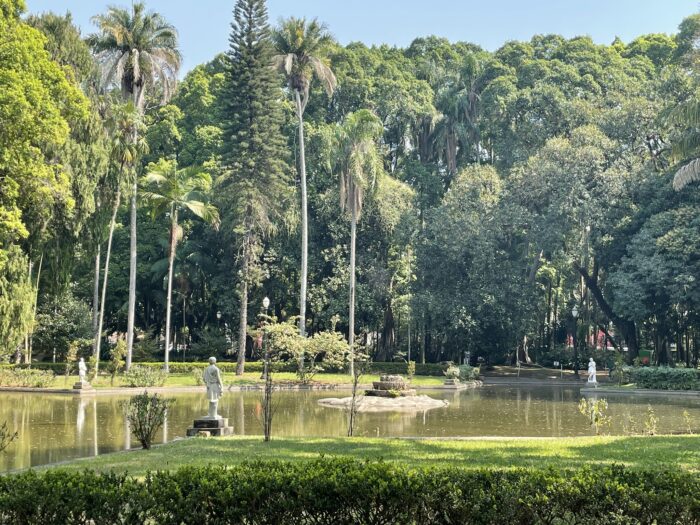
[[95, 190, 121, 372], [236, 234, 251, 376], [126, 87, 141, 371], [92, 244, 101, 357], [126, 179, 137, 367], [348, 199, 357, 376], [28, 254, 42, 365], [163, 206, 178, 373], [295, 90, 308, 349]]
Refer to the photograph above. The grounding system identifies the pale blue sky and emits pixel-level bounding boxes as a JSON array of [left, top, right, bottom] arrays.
[[25, 0, 698, 73]]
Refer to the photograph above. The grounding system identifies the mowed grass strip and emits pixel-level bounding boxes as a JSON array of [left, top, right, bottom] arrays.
[[37, 435, 700, 476]]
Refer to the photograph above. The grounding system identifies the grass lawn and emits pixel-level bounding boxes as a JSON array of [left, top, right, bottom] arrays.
[[48, 372, 446, 389], [41, 435, 700, 476]]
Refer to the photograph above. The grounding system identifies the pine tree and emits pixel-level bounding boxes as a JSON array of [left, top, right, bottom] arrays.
[[220, 0, 291, 375]]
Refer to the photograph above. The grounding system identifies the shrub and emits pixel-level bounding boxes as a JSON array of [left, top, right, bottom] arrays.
[[0, 368, 54, 388], [107, 339, 127, 386], [458, 364, 479, 381], [192, 367, 204, 386], [444, 364, 460, 380], [122, 366, 168, 388], [406, 360, 415, 381], [0, 461, 698, 523], [306, 330, 349, 373], [120, 392, 173, 449], [626, 366, 700, 390], [578, 397, 611, 435]]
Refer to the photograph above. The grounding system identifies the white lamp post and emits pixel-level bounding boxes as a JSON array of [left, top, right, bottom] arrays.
[[261, 297, 271, 380], [572, 305, 579, 378]]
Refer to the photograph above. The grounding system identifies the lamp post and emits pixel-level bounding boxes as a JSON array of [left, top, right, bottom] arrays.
[[261, 297, 271, 380], [572, 305, 579, 379]]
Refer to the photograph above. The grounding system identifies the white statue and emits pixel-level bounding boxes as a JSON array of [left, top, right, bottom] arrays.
[[78, 357, 87, 383], [203, 357, 224, 419], [587, 357, 597, 386]]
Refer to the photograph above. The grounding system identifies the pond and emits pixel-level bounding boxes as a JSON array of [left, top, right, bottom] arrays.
[[1, 385, 699, 472]]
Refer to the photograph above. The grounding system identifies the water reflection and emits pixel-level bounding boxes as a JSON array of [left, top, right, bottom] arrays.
[[0, 385, 698, 471]]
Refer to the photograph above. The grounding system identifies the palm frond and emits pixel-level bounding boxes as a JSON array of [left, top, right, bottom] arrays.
[[673, 158, 700, 190]]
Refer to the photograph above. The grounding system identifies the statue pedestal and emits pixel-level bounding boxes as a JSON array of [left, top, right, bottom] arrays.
[[186, 417, 233, 437], [73, 381, 94, 391]]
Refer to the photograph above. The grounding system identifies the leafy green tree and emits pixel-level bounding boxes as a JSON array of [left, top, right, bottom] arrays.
[[89, 2, 181, 369], [333, 110, 384, 374], [0, 0, 87, 361], [141, 159, 219, 372], [221, 0, 292, 375], [273, 17, 337, 338]]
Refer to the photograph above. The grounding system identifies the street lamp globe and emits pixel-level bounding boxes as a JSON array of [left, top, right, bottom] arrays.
[[572, 305, 579, 319], [216, 310, 222, 320], [262, 297, 270, 310]]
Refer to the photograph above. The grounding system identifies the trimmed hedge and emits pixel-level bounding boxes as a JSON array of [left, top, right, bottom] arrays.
[[2, 361, 450, 377], [625, 366, 700, 390], [0, 461, 697, 524], [134, 360, 449, 377]]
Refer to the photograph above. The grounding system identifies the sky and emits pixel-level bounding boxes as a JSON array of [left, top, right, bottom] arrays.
[[25, 0, 699, 74]]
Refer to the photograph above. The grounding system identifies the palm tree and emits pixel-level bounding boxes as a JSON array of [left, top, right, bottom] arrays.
[[141, 159, 219, 372], [272, 18, 337, 341], [89, 2, 181, 370], [335, 110, 384, 375], [668, 99, 700, 190], [432, 54, 485, 187], [94, 102, 146, 373]]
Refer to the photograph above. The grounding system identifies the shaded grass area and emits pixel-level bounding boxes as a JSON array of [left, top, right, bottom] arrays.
[[47, 372, 445, 389], [40, 435, 700, 476]]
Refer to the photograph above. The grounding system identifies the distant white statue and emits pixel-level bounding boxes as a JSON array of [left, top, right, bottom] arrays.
[[587, 358, 598, 386], [78, 358, 87, 383], [203, 357, 224, 419]]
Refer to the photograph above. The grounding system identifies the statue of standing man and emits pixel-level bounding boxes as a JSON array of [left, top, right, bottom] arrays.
[[203, 357, 224, 419]]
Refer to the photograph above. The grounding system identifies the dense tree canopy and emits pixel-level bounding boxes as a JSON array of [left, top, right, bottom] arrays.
[[4, 0, 700, 370]]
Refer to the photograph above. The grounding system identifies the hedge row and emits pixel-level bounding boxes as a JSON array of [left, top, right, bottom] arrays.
[[135, 360, 449, 376], [0, 461, 697, 524], [2, 361, 449, 377], [623, 366, 700, 390]]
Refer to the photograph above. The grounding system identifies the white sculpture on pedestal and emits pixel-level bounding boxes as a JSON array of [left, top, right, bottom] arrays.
[[78, 358, 87, 383], [203, 357, 224, 419], [587, 357, 598, 387]]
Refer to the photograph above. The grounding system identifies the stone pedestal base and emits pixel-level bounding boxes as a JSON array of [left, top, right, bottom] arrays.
[[186, 417, 233, 437], [73, 381, 93, 390]]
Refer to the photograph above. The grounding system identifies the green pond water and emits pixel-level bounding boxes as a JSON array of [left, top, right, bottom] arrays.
[[1, 385, 699, 471]]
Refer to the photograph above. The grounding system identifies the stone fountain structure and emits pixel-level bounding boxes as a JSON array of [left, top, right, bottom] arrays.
[[318, 374, 447, 412], [365, 374, 417, 397]]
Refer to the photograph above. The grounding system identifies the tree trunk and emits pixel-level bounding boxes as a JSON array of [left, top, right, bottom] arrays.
[[236, 235, 251, 376], [92, 244, 101, 358], [126, 86, 141, 371], [295, 90, 308, 351], [126, 180, 137, 369], [163, 207, 177, 373], [95, 190, 121, 373], [28, 254, 42, 365], [348, 202, 357, 376], [574, 262, 638, 360]]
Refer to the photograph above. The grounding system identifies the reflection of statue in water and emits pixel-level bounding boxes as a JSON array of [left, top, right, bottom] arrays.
[[587, 358, 598, 386], [78, 358, 87, 383], [203, 357, 224, 419]]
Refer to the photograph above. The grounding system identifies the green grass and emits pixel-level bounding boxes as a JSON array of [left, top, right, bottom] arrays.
[[45, 372, 445, 389], [41, 435, 700, 476]]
